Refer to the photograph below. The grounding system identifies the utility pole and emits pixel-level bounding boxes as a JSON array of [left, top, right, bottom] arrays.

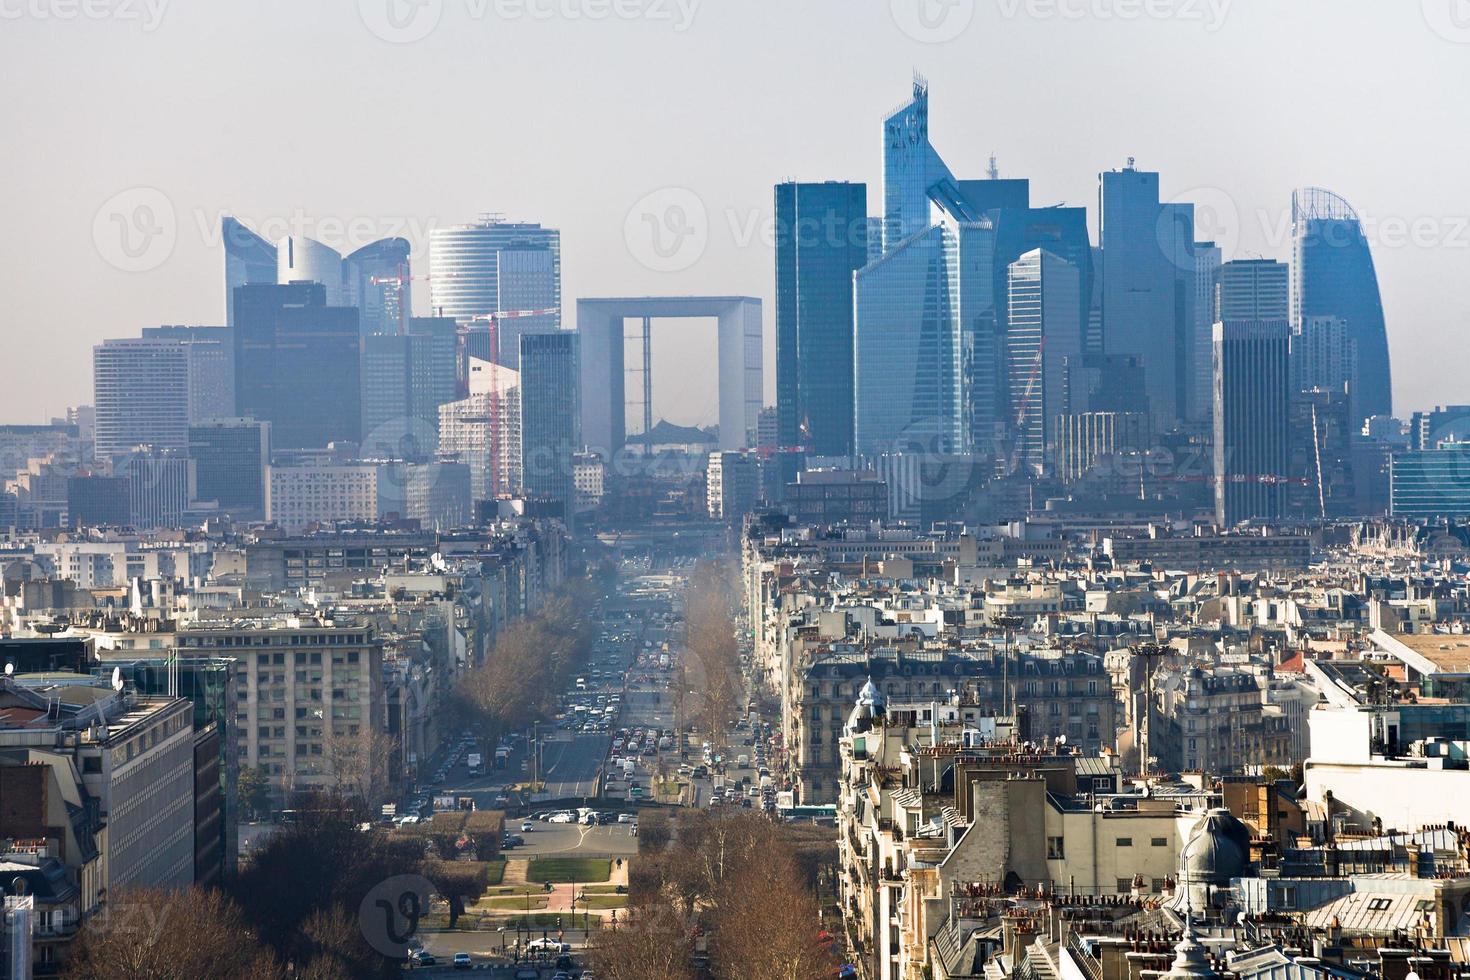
[[993, 615, 1025, 718], [532, 720, 540, 791]]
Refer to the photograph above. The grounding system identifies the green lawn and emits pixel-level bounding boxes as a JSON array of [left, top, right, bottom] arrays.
[[580, 895, 627, 910], [482, 859, 506, 886], [503, 913, 602, 930], [484, 895, 548, 911], [527, 857, 612, 883]]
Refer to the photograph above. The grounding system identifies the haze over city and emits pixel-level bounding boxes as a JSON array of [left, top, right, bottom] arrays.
[[5, 0, 1470, 422]]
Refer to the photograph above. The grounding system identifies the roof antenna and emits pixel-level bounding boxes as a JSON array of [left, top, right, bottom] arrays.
[[987, 155, 1000, 181]]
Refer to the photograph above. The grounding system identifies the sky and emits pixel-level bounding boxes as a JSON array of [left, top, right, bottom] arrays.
[[3, 0, 1469, 428]]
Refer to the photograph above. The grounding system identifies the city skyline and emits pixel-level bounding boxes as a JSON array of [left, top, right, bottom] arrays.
[[7, 1, 1469, 425]]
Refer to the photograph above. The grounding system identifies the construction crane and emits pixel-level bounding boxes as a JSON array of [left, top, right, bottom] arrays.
[[367, 267, 458, 335], [462, 308, 560, 497]]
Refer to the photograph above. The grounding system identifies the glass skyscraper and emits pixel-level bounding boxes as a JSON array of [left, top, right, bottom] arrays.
[[428, 219, 561, 345], [774, 181, 868, 456], [221, 216, 276, 328], [233, 282, 361, 450], [344, 237, 412, 337], [1006, 249, 1081, 476], [854, 224, 963, 456], [1291, 187, 1391, 422], [519, 330, 579, 510], [1213, 319, 1291, 525]]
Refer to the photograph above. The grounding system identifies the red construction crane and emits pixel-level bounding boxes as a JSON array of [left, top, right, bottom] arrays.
[[463, 308, 560, 497]]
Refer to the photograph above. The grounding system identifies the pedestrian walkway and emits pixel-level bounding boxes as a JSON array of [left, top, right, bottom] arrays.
[[502, 858, 530, 886]]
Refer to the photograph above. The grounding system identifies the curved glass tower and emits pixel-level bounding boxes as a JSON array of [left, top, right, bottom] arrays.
[[277, 235, 345, 307], [1291, 187, 1391, 421], [345, 237, 411, 337], [222, 216, 276, 327]]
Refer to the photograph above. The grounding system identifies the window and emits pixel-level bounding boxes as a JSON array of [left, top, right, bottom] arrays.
[[1367, 898, 1391, 912], [1047, 837, 1065, 859], [1116, 837, 1133, 847], [1117, 878, 1133, 893], [1151, 837, 1168, 847]]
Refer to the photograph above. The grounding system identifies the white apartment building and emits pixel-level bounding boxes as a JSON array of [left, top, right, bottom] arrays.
[[266, 465, 378, 531]]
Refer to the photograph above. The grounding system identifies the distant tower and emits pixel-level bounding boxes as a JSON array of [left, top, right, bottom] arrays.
[[1214, 320, 1291, 525]]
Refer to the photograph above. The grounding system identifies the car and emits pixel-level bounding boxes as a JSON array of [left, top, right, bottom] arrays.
[[453, 952, 473, 969], [413, 951, 437, 966], [515, 970, 540, 980], [521, 820, 534, 832], [617, 812, 636, 823], [547, 811, 576, 824]]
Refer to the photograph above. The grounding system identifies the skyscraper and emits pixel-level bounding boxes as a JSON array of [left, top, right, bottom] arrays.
[[1006, 249, 1081, 475], [119, 447, 194, 530], [1188, 242, 1222, 423], [438, 359, 521, 500], [519, 331, 579, 510], [92, 337, 191, 458], [221, 216, 276, 328], [343, 237, 411, 337], [1213, 319, 1291, 525], [1291, 315, 1359, 402], [1291, 187, 1391, 420], [854, 224, 963, 456], [188, 418, 270, 518], [360, 317, 459, 458], [428, 220, 561, 365], [141, 325, 235, 423], [1216, 259, 1290, 321], [233, 283, 361, 450], [775, 181, 868, 456], [1099, 164, 1184, 424], [276, 236, 345, 306]]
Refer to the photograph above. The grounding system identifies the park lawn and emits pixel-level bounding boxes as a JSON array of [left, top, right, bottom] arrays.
[[581, 895, 627, 910], [485, 884, 546, 897], [503, 913, 601, 930], [527, 857, 612, 883], [581, 884, 624, 894], [483, 859, 506, 886], [484, 895, 548, 911]]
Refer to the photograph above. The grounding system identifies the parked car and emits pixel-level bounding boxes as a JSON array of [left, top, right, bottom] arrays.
[[521, 820, 534, 832], [453, 952, 472, 969]]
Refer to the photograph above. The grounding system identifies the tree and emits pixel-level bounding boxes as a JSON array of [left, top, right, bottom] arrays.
[[325, 728, 399, 805], [709, 849, 836, 980], [238, 765, 271, 821], [423, 858, 490, 930], [589, 909, 697, 980], [64, 886, 281, 980]]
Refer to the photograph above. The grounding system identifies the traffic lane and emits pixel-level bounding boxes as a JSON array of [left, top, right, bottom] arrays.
[[540, 733, 610, 799], [512, 819, 638, 857]]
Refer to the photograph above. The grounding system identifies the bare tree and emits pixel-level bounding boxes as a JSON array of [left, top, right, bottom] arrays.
[[589, 908, 697, 980], [64, 886, 281, 980]]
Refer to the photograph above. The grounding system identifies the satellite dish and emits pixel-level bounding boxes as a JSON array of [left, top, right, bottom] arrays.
[[3, 664, 12, 676], [111, 667, 124, 692], [1057, 734, 1068, 745]]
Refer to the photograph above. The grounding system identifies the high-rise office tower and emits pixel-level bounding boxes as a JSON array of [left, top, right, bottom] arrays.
[[1216, 259, 1290, 321], [1006, 249, 1081, 475], [519, 331, 579, 509], [276, 236, 345, 306], [92, 337, 191, 458], [233, 283, 361, 450], [1099, 163, 1186, 424], [854, 224, 963, 457], [221, 216, 276, 328], [1292, 187, 1391, 420], [1188, 242, 1223, 423], [119, 447, 194, 530], [344, 237, 411, 337], [438, 359, 521, 500], [1411, 406, 1470, 451], [141, 326, 235, 423], [360, 317, 459, 458], [1213, 319, 1291, 525], [774, 181, 868, 456], [429, 220, 561, 369], [1291, 316, 1359, 401], [188, 418, 270, 518]]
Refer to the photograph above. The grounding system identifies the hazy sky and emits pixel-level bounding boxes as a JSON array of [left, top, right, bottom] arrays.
[[4, 0, 1469, 427]]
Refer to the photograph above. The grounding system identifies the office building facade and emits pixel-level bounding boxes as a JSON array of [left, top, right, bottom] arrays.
[[233, 283, 361, 449], [1292, 187, 1391, 420], [519, 331, 579, 508], [188, 418, 270, 517], [276, 235, 344, 306], [1006, 249, 1081, 475], [221, 216, 276, 328], [428, 220, 561, 343], [343, 237, 411, 338], [775, 181, 868, 456], [92, 337, 191, 459], [1213, 320, 1291, 525]]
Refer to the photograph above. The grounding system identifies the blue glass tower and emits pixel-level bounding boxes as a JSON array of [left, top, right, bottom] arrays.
[[775, 181, 868, 456], [1292, 187, 1391, 421], [221, 216, 276, 328]]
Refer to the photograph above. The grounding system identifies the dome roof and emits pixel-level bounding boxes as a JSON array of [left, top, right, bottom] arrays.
[[845, 677, 887, 736], [857, 676, 886, 711], [1181, 809, 1250, 886]]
